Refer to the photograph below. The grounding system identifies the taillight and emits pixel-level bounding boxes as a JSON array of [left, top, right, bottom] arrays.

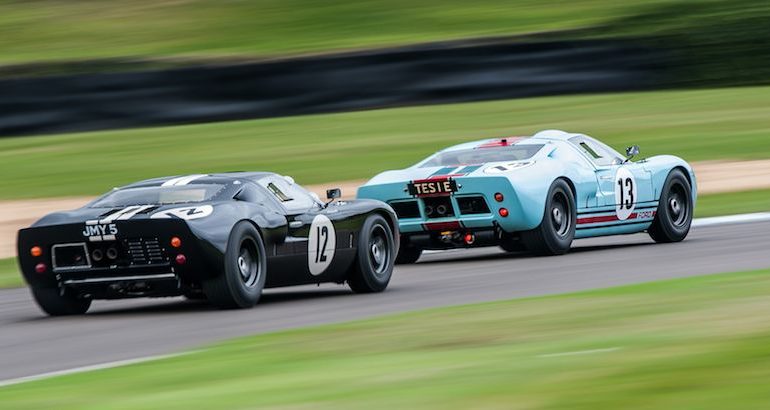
[[170, 237, 182, 248], [175, 254, 187, 265], [30, 246, 42, 257], [499, 208, 509, 217], [35, 263, 47, 274], [494, 193, 504, 202]]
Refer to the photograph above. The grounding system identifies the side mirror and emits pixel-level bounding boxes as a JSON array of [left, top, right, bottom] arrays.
[[324, 188, 341, 209], [326, 188, 341, 200], [625, 145, 640, 162]]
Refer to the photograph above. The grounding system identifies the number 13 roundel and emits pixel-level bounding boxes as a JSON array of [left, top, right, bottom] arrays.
[[308, 215, 336, 276], [614, 167, 637, 221]]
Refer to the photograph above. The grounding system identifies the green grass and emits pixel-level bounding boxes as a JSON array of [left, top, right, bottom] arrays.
[[696, 188, 770, 218], [0, 257, 20, 288], [0, 0, 681, 64], [1, 85, 770, 199], [2, 269, 769, 408]]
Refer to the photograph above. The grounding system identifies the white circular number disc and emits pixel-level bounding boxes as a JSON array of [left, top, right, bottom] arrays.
[[308, 215, 336, 276], [614, 167, 637, 221]]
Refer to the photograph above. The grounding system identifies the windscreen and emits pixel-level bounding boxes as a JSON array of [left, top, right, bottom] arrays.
[[420, 144, 544, 167], [90, 184, 226, 207]]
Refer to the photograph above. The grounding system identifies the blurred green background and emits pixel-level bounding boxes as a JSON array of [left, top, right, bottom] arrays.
[[1, 1, 769, 405]]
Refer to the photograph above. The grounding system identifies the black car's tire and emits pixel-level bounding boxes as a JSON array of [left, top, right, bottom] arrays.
[[395, 243, 422, 265], [203, 222, 267, 309], [521, 179, 576, 256], [31, 287, 91, 316], [348, 214, 396, 293], [649, 169, 693, 243]]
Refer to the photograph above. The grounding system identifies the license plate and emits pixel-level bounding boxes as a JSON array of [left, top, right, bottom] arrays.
[[408, 179, 457, 196]]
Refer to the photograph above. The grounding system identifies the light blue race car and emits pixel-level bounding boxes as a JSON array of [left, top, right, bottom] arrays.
[[357, 130, 696, 263]]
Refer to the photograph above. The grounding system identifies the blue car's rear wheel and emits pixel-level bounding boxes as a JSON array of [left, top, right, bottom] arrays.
[[521, 179, 576, 256], [649, 169, 692, 243], [395, 242, 422, 264]]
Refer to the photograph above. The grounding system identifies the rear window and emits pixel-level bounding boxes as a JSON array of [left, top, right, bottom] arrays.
[[90, 184, 226, 207], [420, 144, 544, 167]]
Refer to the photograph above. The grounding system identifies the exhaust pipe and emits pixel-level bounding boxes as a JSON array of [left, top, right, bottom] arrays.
[[92, 249, 104, 262]]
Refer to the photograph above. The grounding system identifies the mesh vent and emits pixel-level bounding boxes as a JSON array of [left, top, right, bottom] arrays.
[[126, 238, 166, 266]]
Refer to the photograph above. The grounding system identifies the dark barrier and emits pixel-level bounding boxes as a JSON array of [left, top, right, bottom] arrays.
[[0, 39, 666, 137]]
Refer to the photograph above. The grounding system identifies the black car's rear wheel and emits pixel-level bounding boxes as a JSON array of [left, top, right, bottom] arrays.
[[348, 214, 396, 293], [203, 222, 267, 309], [521, 179, 576, 256], [648, 169, 693, 243], [31, 287, 91, 316]]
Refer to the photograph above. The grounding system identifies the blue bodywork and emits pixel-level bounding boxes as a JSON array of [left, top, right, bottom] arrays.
[[357, 130, 696, 248]]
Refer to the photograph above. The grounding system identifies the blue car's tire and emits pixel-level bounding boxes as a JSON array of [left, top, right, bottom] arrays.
[[649, 169, 692, 243], [203, 222, 267, 309], [395, 243, 422, 264], [348, 214, 395, 293], [31, 287, 91, 316], [521, 179, 576, 256]]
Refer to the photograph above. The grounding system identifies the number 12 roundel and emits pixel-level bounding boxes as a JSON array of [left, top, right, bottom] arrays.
[[614, 167, 637, 221], [308, 215, 337, 276]]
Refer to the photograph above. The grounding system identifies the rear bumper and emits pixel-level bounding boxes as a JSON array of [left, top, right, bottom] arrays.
[[359, 177, 543, 234], [17, 219, 220, 296], [62, 271, 182, 299]]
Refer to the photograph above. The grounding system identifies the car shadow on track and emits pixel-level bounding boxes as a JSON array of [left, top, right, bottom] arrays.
[[80, 287, 355, 317], [414, 241, 657, 265]]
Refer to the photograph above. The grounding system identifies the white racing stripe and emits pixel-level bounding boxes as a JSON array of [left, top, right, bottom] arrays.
[[0, 351, 197, 388], [115, 205, 154, 220], [161, 174, 207, 187]]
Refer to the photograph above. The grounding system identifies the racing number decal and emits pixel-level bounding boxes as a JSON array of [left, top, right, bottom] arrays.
[[618, 178, 634, 208], [308, 215, 336, 276], [614, 167, 637, 220]]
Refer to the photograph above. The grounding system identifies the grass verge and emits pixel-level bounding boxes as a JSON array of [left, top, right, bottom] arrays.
[[0, 257, 20, 288], [2, 86, 770, 199], [1, 269, 769, 408], [0, 0, 682, 64], [696, 188, 770, 218]]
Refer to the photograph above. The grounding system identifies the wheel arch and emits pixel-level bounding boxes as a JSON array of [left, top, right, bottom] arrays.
[[370, 208, 401, 253]]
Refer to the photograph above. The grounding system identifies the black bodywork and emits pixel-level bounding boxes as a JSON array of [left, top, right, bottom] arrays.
[[18, 172, 398, 300]]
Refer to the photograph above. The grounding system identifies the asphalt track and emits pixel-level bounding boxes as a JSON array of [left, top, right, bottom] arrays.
[[1, 220, 770, 382]]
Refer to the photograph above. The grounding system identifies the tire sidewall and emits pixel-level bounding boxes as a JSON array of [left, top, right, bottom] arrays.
[[656, 170, 693, 240], [355, 215, 395, 290], [541, 179, 576, 252], [223, 222, 267, 307]]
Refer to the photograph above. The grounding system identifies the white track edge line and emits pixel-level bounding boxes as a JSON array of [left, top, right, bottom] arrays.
[[422, 212, 770, 254], [0, 351, 197, 389]]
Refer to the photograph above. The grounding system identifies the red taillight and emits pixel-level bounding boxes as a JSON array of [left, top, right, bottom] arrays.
[[494, 193, 504, 202], [499, 208, 509, 217], [464, 233, 475, 245], [175, 254, 187, 265], [170, 237, 182, 248], [30, 246, 42, 257], [35, 263, 47, 274]]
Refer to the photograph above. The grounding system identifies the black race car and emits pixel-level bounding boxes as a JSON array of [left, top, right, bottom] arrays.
[[17, 172, 398, 315]]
